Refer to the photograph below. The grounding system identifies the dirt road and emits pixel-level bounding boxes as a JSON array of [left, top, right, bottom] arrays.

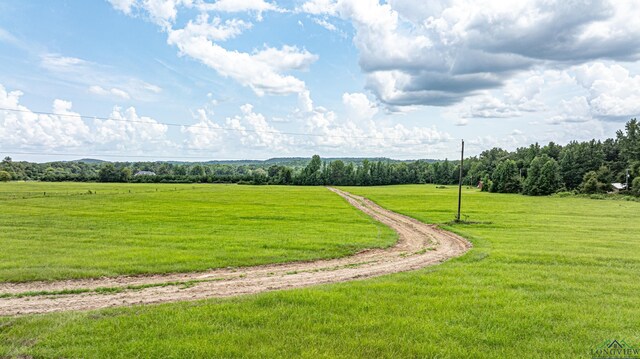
[[0, 188, 471, 316]]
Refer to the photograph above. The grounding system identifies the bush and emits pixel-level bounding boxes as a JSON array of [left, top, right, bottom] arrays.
[[580, 171, 600, 194], [0, 171, 10, 182], [632, 177, 640, 196]]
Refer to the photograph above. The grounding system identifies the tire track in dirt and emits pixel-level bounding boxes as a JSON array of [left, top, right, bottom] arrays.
[[0, 188, 471, 316]]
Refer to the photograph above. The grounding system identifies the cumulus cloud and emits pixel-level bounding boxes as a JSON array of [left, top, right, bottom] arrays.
[[93, 106, 169, 149], [300, 0, 640, 108], [252, 45, 318, 72], [109, 1, 318, 97], [167, 32, 314, 95], [181, 104, 294, 152], [448, 73, 547, 120], [181, 109, 224, 150], [297, 90, 314, 113], [302, 97, 452, 154], [230, 104, 293, 149], [342, 92, 378, 120], [572, 62, 640, 120], [546, 96, 592, 125], [0, 83, 169, 152], [0, 84, 92, 149]]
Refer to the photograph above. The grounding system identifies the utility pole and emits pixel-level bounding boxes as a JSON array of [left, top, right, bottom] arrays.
[[456, 139, 464, 222]]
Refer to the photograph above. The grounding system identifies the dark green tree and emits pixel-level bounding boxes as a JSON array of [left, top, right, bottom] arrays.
[[489, 159, 521, 193], [541, 142, 562, 160], [299, 155, 322, 185], [559, 140, 604, 190], [120, 167, 132, 182], [190, 165, 205, 177], [580, 171, 600, 194], [523, 156, 562, 195], [617, 119, 640, 164], [98, 163, 120, 182]]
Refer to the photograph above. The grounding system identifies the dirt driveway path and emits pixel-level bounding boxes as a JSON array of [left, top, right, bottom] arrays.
[[0, 188, 471, 316]]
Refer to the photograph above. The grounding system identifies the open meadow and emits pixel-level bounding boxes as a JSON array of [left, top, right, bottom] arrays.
[[0, 182, 395, 282], [1, 184, 640, 358]]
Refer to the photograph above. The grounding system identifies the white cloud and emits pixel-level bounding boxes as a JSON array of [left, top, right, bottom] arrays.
[[546, 96, 592, 125], [342, 92, 378, 120], [572, 62, 640, 120], [252, 45, 318, 72], [108, 0, 137, 14], [181, 109, 224, 150], [181, 104, 294, 152], [108, 0, 195, 27], [167, 32, 313, 95], [89, 85, 131, 100], [167, 13, 252, 43], [197, 0, 279, 13], [40, 54, 89, 72], [312, 18, 337, 32], [302, 98, 451, 154], [109, 0, 318, 97], [0, 84, 92, 149], [442, 69, 576, 124], [0, 83, 169, 153], [229, 104, 293, 149], [139, 81, 163, 94], [298, 90, 314, 113], [142, 0, 192, 27], [299, 0, 338, 15], [93, 106, 169, 149]]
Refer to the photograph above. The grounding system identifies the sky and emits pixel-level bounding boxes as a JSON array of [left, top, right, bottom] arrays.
[[1, 0, 640, 162]]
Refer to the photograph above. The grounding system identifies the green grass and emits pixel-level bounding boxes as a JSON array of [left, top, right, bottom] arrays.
[[0, 182, 396, 282], [1, 184, 640, 358]]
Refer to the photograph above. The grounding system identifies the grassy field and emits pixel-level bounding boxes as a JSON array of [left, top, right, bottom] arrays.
[[1, 184, 640, 358], [0, 182, 395, 282]]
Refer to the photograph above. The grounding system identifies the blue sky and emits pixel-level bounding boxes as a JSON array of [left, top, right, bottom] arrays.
[[1, 0, 640, 162]]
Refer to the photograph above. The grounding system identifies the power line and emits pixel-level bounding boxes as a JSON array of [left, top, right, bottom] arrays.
[[0, 151, 221, 160], [0, 107, 458, 143]]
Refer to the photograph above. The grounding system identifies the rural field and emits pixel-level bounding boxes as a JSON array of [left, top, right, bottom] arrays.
[[1, 183, 639, 358], [3, 1, 640, 358], [0, 182, 396, 282]]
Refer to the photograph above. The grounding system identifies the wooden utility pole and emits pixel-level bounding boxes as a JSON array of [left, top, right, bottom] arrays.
[[456, 139, 464, 222]]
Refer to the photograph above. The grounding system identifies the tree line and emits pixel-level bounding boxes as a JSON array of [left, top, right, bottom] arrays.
[[1, 119, 639, 196], [470, 119, 639, 196]]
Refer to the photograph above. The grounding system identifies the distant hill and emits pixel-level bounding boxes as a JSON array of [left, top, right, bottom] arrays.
[[65, 157, 440, 166], [72, 158, 107, 164], [191, 157, 440, 167]]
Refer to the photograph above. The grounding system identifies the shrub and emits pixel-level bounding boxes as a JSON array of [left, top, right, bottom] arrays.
[[0, 171, 10, 182], [632, 177, 640, 196]]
